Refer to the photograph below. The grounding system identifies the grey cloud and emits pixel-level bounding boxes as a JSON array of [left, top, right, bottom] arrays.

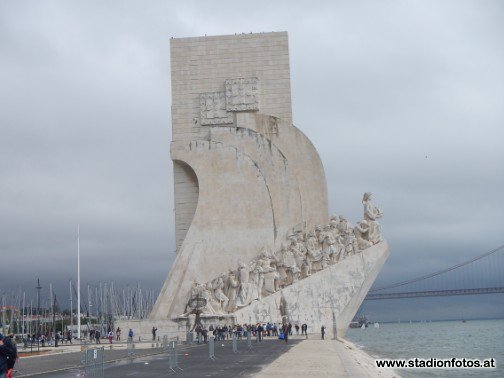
[[1, 0, 502, 321]]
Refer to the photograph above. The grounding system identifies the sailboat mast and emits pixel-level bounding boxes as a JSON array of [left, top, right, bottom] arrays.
[[77, 224, 81, 338]]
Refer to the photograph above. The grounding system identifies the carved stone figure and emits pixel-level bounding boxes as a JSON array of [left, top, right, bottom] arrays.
[[237, 262, 253, 307], [330, 214, 339, 223], [319, 225, 333, 268], [363, 192, 383, 244], [181, 281, 201, 317], [336, 216, 357, 258], [354, 220, 373, 251], [295, 237, 308, 277], [328, 220, 342, 263], [182, 282, 220, 317], [314, 224, 323, 242], [226, 271, 240, 312], [281, 244, 299, 284], [213, 274, 229, 311], [305, 231, 322, 273], [200, 283, 222, 315], [250, 266, 262, 301], [258, 254, 279, 295], [181, 195, 385, 318]]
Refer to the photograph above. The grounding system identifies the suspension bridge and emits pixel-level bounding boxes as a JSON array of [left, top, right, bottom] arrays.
[[365, 244, 504, 300]]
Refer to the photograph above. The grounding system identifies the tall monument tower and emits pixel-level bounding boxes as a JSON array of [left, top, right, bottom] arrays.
[[113, 32, 389, 339], [150, 32, 330, 321]]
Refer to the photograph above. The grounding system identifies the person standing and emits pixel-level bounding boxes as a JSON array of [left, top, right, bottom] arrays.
[[95, 330, 101, 344], [108, 330, 114, 344], [321, 325, 325, 340], [152, 327, 158, 341], [116, 327, 121, 341], [0, 334, 16, 378], [257, 324, 263, 342], [128, 329, 134, 342]]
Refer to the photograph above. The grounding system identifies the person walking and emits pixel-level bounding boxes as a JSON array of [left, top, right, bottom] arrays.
[[128, 329, 134, 342], [321, 325, 325, 340], [108, 330, 114, 344], [95, 330, 101, 344], [282, 324, 289, 343], [302, 323, 308, 338]]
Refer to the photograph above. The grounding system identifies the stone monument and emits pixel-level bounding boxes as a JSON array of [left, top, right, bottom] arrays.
[[117, 32, 389, 338]]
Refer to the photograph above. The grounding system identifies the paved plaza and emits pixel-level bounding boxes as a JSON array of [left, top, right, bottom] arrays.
[[13, 337, 401, 377], [15, 338, 300, 377]]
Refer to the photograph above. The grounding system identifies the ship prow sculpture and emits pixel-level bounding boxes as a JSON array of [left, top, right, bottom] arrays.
[[117, 32, 389, 339]]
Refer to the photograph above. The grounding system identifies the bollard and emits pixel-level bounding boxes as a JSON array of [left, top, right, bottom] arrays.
[[186, 331, 193, 344], [247, 332, 252, 350], [232, 334, 237, 353], [208, 337, 216, 360]]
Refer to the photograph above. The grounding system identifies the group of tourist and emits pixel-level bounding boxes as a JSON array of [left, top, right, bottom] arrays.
[[21, 332, 70, 347], [193, 322, 310, 343], [88, 327, 130, 344]]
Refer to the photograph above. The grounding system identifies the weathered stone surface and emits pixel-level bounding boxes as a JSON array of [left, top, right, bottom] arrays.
[[233, 241, 389, 338], [123, 32, 390, 342], [150, 32, 329, 323]]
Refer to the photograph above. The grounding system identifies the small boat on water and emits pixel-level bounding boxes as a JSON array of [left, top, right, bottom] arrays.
[[350, 315, 369, 329]]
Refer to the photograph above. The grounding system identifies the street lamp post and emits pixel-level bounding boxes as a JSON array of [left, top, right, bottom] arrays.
[[35, 279, 42, 339]]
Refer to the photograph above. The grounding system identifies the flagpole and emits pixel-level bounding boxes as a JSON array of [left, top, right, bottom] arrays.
[[77, 224, 81, 339]]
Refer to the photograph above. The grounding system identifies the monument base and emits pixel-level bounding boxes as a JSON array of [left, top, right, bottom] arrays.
[[117, 241, 388, 340]]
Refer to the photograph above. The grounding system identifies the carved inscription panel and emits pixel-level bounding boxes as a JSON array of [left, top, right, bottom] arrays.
[[225, 78, 259, 111], [200, 92, 234, 125]]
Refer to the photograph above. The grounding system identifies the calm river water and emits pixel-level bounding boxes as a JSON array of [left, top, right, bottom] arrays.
[[346, 319, 503, 377]]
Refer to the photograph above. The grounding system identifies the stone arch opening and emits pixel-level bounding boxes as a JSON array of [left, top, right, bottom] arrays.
[[173, 160, 199, 252]]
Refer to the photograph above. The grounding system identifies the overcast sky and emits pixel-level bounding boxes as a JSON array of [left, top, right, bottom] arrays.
[[1, 0, 503, 321]]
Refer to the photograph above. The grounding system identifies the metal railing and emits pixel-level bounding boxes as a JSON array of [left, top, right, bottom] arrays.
[[82, 347, 105, 378], [168, 339, 182, 372], [127, 338, 135, 357]]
